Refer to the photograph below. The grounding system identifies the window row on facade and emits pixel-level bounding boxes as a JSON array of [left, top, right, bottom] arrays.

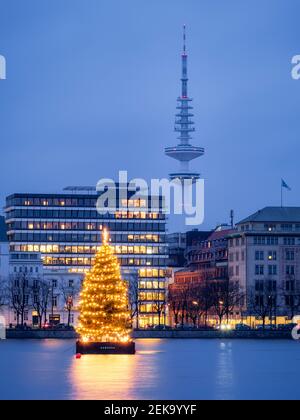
[[229, 237, 246, 247], [11, 243, 167, 254], [9, 228, 165, 242], [6, 193, 163, 208], [42, 256, 167, 267], [51, 279, 165, 291], [229, 251, 245, 262], [12, 266, 40, 274], [9, 222, 165, 233], [264, 223, 300, 232], [139, 304, 166, 314], [229, 264, 288, 280], [188, 249, 228, 262], [229, 266, 241, 277], [240, 223, 300, 233], [138, 281, 165, 290], [255, 279, 297, 293], [229, 250, 296, 262], [230, 236, 300, 247], [139, 292, 165, 302], [11, 243, 167, 255], [254, 264, 278, 276], [254, 250, 277, 261], [253, 236, 299, 246], [6, 209, 165, 220], [254, 264, 296, 276], [254, 250, 296, 261], [6, 196, 163, 209], [9, 223, 165, 242]]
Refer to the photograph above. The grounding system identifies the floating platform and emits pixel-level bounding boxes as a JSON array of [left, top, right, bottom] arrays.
[[76, 341, 136, 355]]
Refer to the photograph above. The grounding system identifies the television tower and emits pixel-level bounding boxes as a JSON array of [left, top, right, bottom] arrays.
[[165, 26, 204, 181]]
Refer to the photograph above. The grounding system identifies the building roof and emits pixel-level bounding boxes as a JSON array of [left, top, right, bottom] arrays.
[[207, 229, 234, 241], [0, 216, 8, 242], [186, 230, 212, 246], [238, 207, 300, 224]]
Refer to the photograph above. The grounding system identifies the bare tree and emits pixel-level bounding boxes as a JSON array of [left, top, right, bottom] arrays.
[[59, 280, 80, 327], [195, 279, 215, 327], [212, 293, 228, 326], [169, 283, 209, 328], [224, 281, 245, 324], [168, 287, 182, 327], [8, 273, 31, 327], [282, 275, 300, 320], [186, 301, 201, 327], [248, 279, 278, 329], [31, 278, 51, 328], [202, 287, 214, 327], [153, 293, 166, 327], [128, 271, 140, 329], [0, 278, 8, 309], [211, 279, 244, 326], [177, 287, 190, 328], [185, 284, 205, 327]]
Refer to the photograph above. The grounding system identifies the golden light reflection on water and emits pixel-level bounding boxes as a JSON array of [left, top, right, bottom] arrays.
[[70, 340, 163, 400], [215, 342, 234, 400]]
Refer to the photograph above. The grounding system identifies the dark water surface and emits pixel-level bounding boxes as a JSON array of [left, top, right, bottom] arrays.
[[0, 339, 299, 400]]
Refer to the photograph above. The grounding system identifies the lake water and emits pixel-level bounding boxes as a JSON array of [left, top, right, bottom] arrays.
[[0, 339, 299, 400]]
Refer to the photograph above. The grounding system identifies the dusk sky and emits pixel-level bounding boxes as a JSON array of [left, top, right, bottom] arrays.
[[0, 0, 300, 230]]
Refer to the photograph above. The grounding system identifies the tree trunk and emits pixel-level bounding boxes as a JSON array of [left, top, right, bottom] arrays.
[[181, 312, 184, 328], [136, 303, 139, 329]]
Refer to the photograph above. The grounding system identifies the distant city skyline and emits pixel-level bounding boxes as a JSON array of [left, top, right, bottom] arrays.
[[1, 0, 300, 230]]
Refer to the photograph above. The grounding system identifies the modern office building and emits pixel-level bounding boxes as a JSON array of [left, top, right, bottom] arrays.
[[5, 187, 168, 327], [229, 207, 300, 322]]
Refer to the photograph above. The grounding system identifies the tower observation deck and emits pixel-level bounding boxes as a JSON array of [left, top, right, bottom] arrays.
[[165, 26, 204, 181]]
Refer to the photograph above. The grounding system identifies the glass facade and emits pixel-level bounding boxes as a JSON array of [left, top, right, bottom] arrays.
[[5, 192, 169, 326]]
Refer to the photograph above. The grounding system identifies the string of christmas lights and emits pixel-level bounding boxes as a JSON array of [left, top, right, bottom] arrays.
[[76, 229, 131, 343]]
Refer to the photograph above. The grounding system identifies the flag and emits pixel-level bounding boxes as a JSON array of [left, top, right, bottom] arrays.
[[282, 179, 291, 191]]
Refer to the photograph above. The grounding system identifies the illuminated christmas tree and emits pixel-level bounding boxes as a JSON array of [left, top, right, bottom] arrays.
[[76, 229, 132, 345]]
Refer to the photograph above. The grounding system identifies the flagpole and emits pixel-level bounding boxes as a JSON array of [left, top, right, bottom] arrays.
[[281, 182, 283, 207]]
